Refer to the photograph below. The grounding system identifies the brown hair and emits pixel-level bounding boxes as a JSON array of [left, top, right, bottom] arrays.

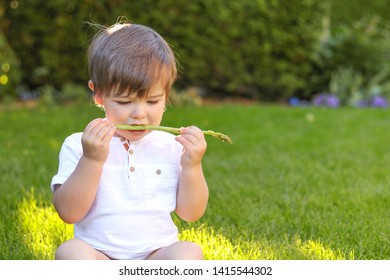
[[87, 22, 177, 101]]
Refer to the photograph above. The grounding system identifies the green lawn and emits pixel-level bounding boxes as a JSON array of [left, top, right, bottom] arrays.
[[0, 102, 389, 259]]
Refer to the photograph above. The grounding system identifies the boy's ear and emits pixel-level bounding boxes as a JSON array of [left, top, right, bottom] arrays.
[[88, 80, 94, 91], [88, 80, 104, 106]]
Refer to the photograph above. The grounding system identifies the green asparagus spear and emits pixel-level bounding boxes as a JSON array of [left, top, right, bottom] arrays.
[[115, 124, 233, 144]]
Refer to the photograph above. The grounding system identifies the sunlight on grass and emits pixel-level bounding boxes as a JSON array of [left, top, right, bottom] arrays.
[[17, 189, 73, 260], [15, 189, 355, 260], [180, 225, 240, 260], [179, 225, 265, 260], [180, 224, 356, 260], [295, 237, 354, 260], [17, 189, 266, 260]]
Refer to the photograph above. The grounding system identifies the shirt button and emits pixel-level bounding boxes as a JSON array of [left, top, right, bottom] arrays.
[[156, 169, 161, 175], [130, 167, 135, 172], [128, 149, 134, 155], [120, 137, 126, 142]]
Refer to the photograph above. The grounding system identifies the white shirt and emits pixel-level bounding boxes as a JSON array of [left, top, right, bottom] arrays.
[[51, 131, 183, 259]]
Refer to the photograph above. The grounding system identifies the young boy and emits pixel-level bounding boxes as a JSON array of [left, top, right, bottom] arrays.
[[51, 22, 209, 260]]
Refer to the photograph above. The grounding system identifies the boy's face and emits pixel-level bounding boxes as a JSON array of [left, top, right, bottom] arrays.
[[94, 83, 166, 142]]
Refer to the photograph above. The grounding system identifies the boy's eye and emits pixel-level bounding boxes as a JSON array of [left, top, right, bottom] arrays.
[[117, 101, 131, 105], [147, 100, 160, 105]]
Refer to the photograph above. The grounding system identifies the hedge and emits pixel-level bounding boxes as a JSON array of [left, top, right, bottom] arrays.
[[2, 0, 324, 101]]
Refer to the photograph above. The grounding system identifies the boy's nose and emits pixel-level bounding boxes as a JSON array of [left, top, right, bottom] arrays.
[[130, 103, 146, 119]]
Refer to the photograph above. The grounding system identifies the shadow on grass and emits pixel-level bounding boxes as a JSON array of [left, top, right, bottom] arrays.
[[16, 189, 353, 260]]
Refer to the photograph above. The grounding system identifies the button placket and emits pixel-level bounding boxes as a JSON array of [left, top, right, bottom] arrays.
[[128, 142, 136, 179]]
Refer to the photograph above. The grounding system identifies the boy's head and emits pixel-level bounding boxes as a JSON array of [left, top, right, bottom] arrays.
[[87, 22, 177, 103]]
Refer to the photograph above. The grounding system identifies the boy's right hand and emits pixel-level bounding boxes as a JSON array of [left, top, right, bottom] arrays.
[[81, 118, 116, 163]]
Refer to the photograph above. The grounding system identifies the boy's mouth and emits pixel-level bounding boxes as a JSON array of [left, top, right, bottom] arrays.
[[121, 124, 147, 135], [128, 129, 146, 135]]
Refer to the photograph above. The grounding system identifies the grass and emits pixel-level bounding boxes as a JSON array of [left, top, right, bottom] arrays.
[[0, 102, 389, 260]]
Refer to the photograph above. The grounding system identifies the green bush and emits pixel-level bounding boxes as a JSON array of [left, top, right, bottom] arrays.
[[308, 16, 390, 98], [2, 0, 97, 91], [0, 31, 21, 100], [328, 66, 390, 107], [2, 0, 324, 101]]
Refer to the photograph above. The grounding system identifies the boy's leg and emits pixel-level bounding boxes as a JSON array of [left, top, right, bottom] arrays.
[[55, 238, 110, 260], [147, 241, 203, 260]]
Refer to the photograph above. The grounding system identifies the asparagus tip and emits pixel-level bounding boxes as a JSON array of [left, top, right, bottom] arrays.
[[204, 130, 233, 144]]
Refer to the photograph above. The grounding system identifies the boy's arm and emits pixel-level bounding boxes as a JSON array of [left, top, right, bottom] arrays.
[[52, 119, 116, 224], [175, 127, 209, 222]]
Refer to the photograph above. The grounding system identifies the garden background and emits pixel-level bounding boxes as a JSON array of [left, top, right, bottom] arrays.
[[0, 0, 389, 259]]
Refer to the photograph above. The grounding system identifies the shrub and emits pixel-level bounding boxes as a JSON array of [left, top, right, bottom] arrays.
[[327, 66, 390, 107], [169, 87, 203, 107], [308, 16, 390, 100], [2, 0, 324, 101], [0, 31, 21, 100]]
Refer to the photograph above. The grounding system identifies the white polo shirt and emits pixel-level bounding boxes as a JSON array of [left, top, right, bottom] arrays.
[[51, 131, 183, 259]]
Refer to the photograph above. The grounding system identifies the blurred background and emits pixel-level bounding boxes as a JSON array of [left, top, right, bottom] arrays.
[[2, 1, 390, 260], [1, 0, 390, 107]]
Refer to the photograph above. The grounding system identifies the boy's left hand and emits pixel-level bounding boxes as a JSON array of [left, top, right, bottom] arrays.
[[175, 126, 207, 168]]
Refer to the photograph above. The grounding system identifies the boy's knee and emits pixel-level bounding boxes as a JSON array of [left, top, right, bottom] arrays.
[[54, 239, 89, 260], [181, 242, 204, 260], [148, 241, 203, 260], [55, 241, 70, 260]]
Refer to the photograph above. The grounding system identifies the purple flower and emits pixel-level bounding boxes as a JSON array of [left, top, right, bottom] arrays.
[[312, 93, 340, 107], [370, 96, 388, 108]]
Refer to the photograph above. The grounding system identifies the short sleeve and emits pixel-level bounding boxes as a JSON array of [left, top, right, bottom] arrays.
[[50, 133, 83, 192]]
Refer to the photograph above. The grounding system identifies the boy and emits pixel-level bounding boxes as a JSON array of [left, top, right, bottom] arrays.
[[51, 22, 208, 260]]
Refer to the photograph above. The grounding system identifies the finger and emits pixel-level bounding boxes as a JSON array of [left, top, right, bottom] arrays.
[[84, 118, 105, 135], [83, 120, 114, 145], [175, 134, 193, 149], [88, 119, 113, 139], [91, 121, 116, 144], [176, 134, 207, 156], [178, 133, 199, 146], [180, 126, 201, 135], [100, 123, 116, 144], [92, 121, 111, 137], [82, 119, 102, 143], [180, 126, 205, 142]]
